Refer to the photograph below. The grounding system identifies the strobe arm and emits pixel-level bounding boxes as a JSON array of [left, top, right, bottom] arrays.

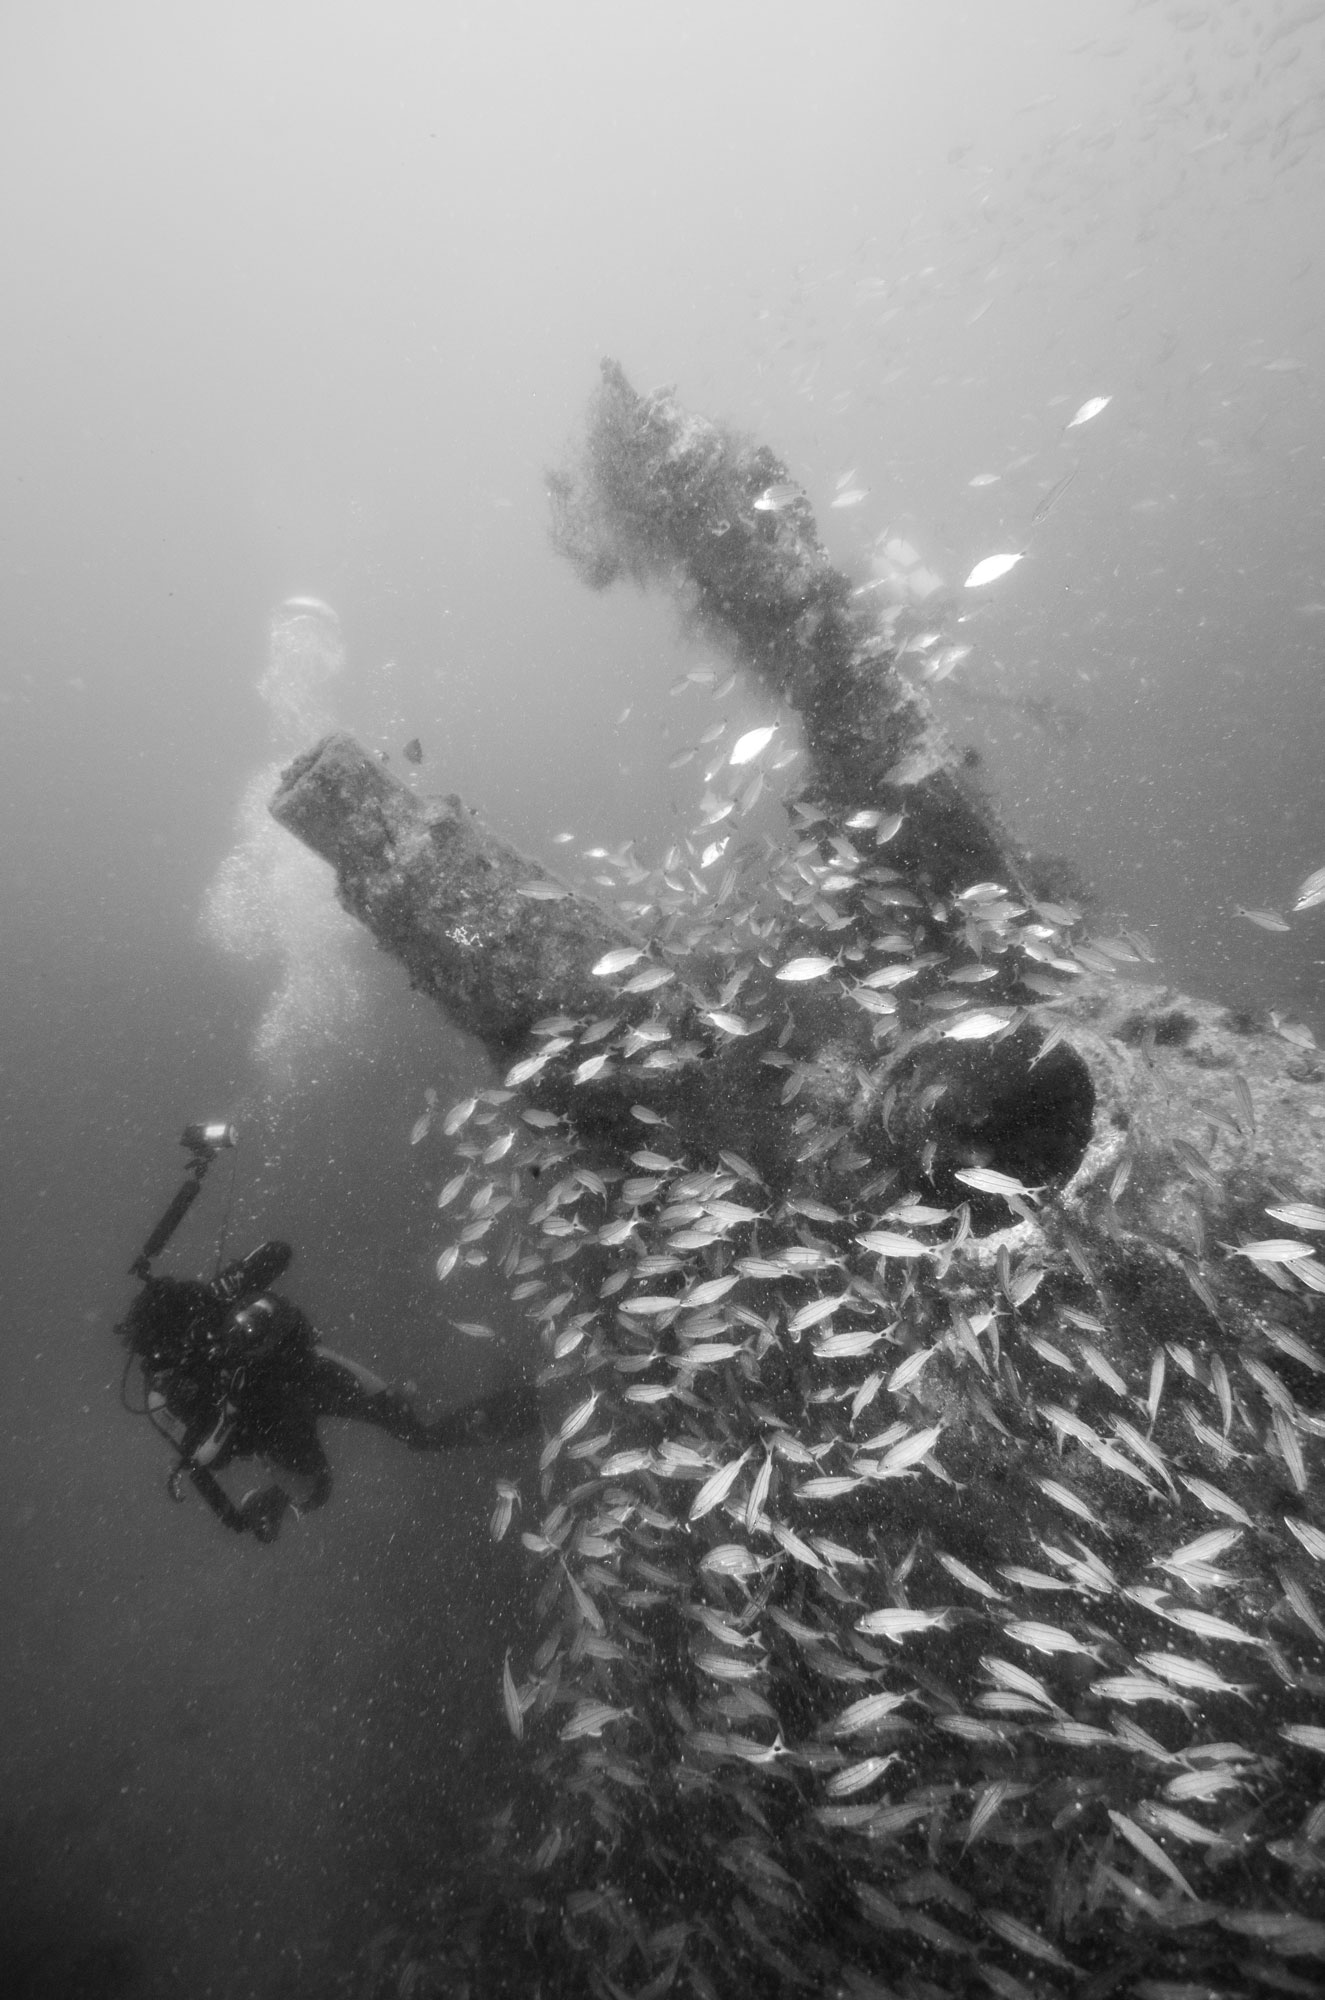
[[129, 1123, 236, 1279]]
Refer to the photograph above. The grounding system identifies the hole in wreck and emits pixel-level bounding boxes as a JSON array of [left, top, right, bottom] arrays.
[[885, 1022, 1095, 1229]]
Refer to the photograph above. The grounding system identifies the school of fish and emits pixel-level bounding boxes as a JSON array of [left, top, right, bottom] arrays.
[[403, 702, 1325, 1999]]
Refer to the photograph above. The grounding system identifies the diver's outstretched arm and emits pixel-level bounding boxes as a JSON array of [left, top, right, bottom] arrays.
[[305, 1346, 540, 1450], [309, 1344, 391, 1396], [306, 1346, 433, 1442], [422, 1380, 541, 1449]]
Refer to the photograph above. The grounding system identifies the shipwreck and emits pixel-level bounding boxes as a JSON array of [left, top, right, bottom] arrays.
[[271, 363, 1325, 2000]]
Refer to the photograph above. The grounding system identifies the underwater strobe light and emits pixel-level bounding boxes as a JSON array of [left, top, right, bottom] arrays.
[[180, 1121, 238, 1158]]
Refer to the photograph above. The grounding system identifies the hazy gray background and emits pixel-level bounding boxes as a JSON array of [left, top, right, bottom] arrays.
[[1, 3, 1322, 1996]]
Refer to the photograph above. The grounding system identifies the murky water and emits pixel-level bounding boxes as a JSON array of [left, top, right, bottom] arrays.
[[2, 4, 1322, 1994]]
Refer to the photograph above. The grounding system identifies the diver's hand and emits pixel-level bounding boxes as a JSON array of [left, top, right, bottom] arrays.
[[483, 1381, 540, 1442], [238, 1486, 289, 1544], [434, 1382, 541, 1448]]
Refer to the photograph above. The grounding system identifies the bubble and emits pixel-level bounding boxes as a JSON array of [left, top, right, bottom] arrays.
[[259, 598, 346, 746], [202, 598, 366, 1090]]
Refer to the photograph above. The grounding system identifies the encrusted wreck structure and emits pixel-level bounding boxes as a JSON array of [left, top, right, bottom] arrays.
[[271, 364, 1325, 2000]]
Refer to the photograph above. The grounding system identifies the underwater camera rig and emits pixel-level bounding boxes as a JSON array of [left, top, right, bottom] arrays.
[[128, 1121, 237, 1280]]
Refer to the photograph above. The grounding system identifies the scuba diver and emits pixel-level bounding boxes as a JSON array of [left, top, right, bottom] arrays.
[[116, 1123, 539, 1544]]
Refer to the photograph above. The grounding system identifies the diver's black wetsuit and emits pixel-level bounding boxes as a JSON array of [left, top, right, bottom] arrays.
[[119, 1249, 537, 1543]]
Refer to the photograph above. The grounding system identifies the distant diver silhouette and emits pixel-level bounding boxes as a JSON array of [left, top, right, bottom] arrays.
[[116, 1124, 537, 1543]]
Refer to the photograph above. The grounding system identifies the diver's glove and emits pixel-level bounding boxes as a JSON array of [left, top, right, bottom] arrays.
[[238, 1485, 289, 1544], [433, 1381, 541, 1448]]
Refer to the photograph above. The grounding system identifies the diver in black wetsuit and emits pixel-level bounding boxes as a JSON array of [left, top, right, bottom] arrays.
[[117, 1126, 538, 1544]]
